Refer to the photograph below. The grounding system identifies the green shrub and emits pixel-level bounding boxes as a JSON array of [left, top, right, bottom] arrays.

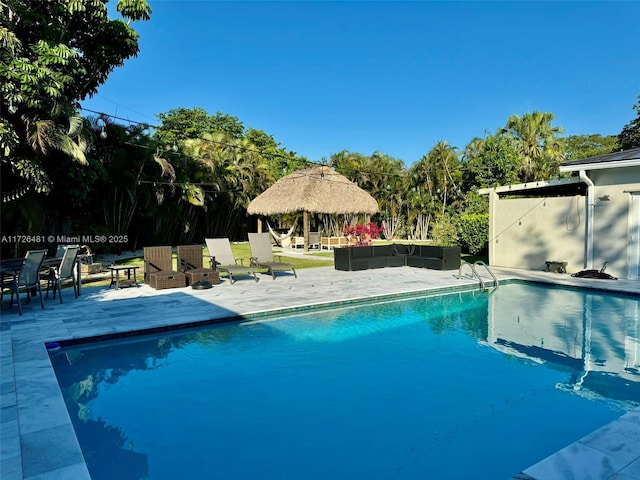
[[430, 216, 458, 246], [458, 213, 489, 255]]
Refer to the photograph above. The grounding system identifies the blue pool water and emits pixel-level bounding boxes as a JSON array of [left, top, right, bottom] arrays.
[[50, 283, 640, 480]]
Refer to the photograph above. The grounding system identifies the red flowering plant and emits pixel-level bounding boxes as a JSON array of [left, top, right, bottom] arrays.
[[343, 222, 385, 246]]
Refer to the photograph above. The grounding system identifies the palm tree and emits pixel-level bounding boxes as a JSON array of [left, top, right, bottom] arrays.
[[501, 111, 564, 182], [422, 141, 463, 217], [180, 132, 274, 238]]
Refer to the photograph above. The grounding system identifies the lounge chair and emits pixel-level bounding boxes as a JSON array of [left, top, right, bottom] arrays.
[[309, 231, 320, 250], [205, 238, 258, 284], [143, 246, 186, 290], [9, 249, 47, 315], [43, 245, 80, 302], [248, 232, 297, 280], [177, 244, 220, 286]]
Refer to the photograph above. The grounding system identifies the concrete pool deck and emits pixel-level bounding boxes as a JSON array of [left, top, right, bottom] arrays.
[[1, 264, 639, 480]]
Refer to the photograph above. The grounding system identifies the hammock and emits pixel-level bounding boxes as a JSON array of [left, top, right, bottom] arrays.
[[266, 221, 297, 248]]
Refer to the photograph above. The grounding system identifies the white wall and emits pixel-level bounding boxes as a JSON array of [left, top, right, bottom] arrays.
[[486, 167, 640, 279], [489, 195, 585, 273], [588, 168, 640, 279]]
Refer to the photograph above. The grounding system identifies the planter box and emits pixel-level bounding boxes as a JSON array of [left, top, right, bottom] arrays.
[[334, 244, 461, 272]]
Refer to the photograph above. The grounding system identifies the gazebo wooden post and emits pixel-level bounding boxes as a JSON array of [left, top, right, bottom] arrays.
[[257, 218, 263, 233], [303, 211, 310, 253]]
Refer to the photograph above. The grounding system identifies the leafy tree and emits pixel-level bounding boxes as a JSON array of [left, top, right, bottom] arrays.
[[330, 150, 368, 180], [1, 0, 152, 194], [245, 128, 309, 178], [406, 142, 463, 241], [430, 215, 458, 246], [500, 111, 565, 182], [178, 132, 274, 239], [418, 141, 463, 217], [463, 133, 520, 189], [618, 94, 640, 150], [82, 119, 161, 251], [154, 108, 245, 145], [404, 182, 434, 240], [331, 150, 406, 237], [456, 213, 489, 255], [461, 190, 488, 215], [562, 134, 618, 161]]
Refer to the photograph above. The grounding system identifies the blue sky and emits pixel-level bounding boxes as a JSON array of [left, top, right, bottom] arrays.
[[82, 1, 640, 166]]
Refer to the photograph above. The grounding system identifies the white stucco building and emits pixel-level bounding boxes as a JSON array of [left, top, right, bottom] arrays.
[[480, 147, 640, 280]]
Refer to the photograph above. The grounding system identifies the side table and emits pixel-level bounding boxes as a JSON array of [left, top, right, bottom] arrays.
[[108, 265, 140, 289]]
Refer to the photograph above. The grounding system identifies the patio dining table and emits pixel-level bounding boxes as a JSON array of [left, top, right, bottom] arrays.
[[0, 255, 81, 304], [1, 258, 26, 311], [0, 257, 25, 285]]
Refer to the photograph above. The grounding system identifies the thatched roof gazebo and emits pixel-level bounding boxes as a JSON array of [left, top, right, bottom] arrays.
[[247, 165, 379, 251]]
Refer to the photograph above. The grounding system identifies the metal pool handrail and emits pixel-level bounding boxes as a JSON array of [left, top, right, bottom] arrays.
[[458, 261, 498, 292]]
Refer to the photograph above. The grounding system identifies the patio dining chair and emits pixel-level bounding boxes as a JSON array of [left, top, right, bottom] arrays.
[[43, 245, 80, 303], [9, 249, 47, 315], [205, 238, 258, 284], [248, 232, 297, 280]]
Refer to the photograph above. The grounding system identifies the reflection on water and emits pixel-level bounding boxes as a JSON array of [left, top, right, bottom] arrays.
[[486, 284, 640, 407], [50, 284, 640, 480], [50, 327, 244, 480]]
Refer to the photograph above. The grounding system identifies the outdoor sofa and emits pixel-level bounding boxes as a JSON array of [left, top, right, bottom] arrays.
[[334, 244, 461, 272]]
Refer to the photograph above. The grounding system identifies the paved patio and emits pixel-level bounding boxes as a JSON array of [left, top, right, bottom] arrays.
[[1, 263, 639, 480]]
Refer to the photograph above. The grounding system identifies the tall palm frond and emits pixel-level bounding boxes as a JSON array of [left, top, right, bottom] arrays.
[[501, 111, 564, 181]]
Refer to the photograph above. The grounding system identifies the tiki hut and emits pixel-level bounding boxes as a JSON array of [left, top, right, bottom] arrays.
[[247, 165, 379, 251]]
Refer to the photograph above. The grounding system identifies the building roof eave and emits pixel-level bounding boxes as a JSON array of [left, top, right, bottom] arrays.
[[559, 158, 640, 173], [478, 177, 583, 195]]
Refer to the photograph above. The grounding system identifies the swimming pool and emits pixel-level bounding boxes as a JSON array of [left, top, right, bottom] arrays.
[[50, 283, 640, 480]]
